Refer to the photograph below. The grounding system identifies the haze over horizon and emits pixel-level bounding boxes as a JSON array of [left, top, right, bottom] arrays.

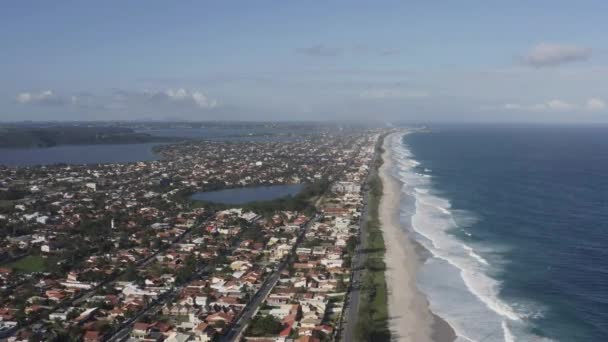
[[3, 1, 608, 123]]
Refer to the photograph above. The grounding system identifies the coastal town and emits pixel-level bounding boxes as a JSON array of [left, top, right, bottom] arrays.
[[0, 129, 384, 342]]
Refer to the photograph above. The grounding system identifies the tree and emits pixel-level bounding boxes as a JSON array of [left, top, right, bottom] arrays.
[[122, 263, 140, 282], [247, 315, 283, 337], [336, 274, 347, 292]]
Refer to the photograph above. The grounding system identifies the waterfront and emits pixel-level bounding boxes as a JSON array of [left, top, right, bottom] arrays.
[[399, 125, 608, 340]]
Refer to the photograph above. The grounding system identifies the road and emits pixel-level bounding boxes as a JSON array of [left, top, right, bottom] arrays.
[[0, 214, 213, 341], [105, 263, 212, 342], [221, 214, 320, 342], [339, 140, 381, 342]]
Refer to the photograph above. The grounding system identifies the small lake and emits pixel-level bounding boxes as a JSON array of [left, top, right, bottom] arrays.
[[0, 143, 162, 167], [191, 184, 304, 204]]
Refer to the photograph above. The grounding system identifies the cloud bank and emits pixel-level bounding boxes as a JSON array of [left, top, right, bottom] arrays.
[[157, 89, 218, 108], [15, 88, 219, 110], [523, 43, 591, 67], [487, 98, 606, 112], [15, 90, 66, 106]]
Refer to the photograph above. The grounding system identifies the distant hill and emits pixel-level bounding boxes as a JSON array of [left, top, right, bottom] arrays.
[[0, 126, 177, 148]]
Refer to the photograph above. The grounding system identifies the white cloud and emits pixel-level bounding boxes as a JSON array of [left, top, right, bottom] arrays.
[[15, 88, 219, 112], [545, 99, 574, 111], [360, 89, 430, 99], [586, 98, 606, 111], [164, 88, 218, 108], [523, 43, 591, 67], [487, 98, 606, 112], [15, 90, 65, 105]]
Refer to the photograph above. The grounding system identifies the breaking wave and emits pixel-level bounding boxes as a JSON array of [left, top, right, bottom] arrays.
[[388, 132, 548, 342]]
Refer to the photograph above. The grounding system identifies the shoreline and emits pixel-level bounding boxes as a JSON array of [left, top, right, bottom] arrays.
[[379, 132, 456, 342]]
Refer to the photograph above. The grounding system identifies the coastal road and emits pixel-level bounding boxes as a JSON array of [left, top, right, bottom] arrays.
[[221, 215, 320, 342], [340, 138, 381, 342]]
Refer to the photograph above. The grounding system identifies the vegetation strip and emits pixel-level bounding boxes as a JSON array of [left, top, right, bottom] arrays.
[[355, 135, 390, 341]]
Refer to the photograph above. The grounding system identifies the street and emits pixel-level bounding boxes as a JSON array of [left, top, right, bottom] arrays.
[[221, 215, 320, 342], [339, 143, 379, 342]]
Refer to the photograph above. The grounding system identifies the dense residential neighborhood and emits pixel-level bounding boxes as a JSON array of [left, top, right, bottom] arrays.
[[0, 130, 381, 342]]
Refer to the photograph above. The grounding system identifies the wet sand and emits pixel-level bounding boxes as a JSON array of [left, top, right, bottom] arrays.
[[379, 132, 456, 342]]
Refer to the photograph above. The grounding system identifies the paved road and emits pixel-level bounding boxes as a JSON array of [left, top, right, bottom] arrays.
[[221, 215, 320, 342], [220, 266, 282, 342], [0, 214, 214, 341], [106, 264, 212, 342], [340, 141, 381, 342]]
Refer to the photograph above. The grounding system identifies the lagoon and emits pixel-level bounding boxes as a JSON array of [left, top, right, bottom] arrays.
[[191, 184, 304, 204], [0, 143, 162, 167]]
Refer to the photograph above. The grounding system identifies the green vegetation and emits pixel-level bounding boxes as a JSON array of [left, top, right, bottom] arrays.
[[5, 255, 47, 273], [0, 188, 30, 201], [0, 200, 14, 211], [356, 135, 390, 342], [0, 125, 177, 148], [79, 218, 112, 237], [175, 254, 198, 284], [246, 315, 284, 336]]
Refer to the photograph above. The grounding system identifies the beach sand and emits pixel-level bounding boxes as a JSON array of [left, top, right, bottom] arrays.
[[379, 133, 456, 342]]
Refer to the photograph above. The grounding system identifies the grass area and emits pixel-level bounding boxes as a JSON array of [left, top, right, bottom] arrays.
[[5, 255, 47, 273], [355, 134, 391, 341]]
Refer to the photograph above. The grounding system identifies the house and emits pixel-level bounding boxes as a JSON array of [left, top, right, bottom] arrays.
[[83, 330, 101, 342], [0, 308, 16, 321], [206, 311, 234, 324], [131, 322, 150, 339], [165, 332, 191, 342], [193, 322, 214, 342]]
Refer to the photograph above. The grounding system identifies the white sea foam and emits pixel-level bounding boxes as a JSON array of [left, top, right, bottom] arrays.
[[410, 193, 521, 322], [414, 187, 429, 194], [502, 321, 515, 342], [388, 133, 544, 341], [463, 245, 489, 265]]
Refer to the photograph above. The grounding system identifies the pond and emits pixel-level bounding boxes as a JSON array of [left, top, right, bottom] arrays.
[[191, 183, 304, 204]]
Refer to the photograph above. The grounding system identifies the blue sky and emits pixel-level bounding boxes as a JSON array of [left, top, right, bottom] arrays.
[[3, 0, 608, 122]]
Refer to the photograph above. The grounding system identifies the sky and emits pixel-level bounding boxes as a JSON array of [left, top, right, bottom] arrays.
[[2, 0, 608, 123]]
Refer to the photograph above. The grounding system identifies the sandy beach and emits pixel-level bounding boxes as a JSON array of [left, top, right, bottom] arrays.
[[379, 133, 456, 342]]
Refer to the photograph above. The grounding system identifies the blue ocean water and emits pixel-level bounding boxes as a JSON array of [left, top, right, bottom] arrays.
[[395, 125, 608, 341]]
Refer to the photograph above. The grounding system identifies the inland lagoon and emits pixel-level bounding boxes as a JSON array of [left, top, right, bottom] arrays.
[[0, 143, 162, 167], [191, 183, 304, 205]]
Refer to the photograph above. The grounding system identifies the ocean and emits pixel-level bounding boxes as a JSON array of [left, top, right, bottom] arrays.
[[391, 125, 608, 341]]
